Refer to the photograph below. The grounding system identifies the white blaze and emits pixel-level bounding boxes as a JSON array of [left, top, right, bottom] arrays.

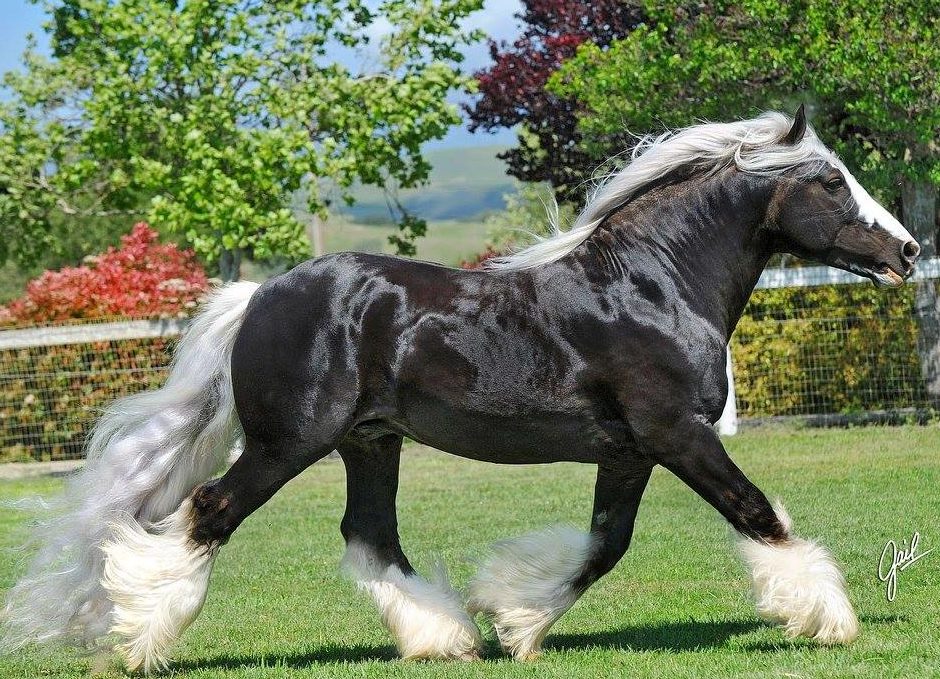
[[834, 157, 914, 242]]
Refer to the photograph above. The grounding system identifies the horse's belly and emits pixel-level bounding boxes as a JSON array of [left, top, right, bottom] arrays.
[[394, 396, 617, 465]]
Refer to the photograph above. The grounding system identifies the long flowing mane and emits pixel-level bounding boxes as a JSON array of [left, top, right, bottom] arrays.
[[485, 111, 830, 271]]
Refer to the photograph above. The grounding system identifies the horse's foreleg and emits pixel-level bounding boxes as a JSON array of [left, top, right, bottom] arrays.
[[655, 419, 858, 644], [469, 463, 652, 660], [338, 435, 482, 660]]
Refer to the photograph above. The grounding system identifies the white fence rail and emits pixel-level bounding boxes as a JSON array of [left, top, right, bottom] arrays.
[[0, 318, 189, 350], [755, 256, 940, 289]]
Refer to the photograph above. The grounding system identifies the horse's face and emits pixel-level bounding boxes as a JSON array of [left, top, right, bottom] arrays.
[[771, 112, 919, 287]]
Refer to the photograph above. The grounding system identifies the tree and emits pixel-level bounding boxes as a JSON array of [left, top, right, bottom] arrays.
[[0, 0, 483, 280], [465, 0, 643, 202], [549, 2, 939, 217]]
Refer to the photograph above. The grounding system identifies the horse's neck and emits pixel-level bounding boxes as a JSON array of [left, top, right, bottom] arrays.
[[583, 170, 774, 340]]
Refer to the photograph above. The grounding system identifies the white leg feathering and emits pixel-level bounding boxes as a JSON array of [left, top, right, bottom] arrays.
[[736, 503, 858, 644], [468, 525, 595, 660]]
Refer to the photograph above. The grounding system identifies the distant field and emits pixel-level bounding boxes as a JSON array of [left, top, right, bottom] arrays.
[[334, 145, 515, 223], [320, 215, 491, 266], [1, 426, 938, 677], [318, 145, 515, 266]]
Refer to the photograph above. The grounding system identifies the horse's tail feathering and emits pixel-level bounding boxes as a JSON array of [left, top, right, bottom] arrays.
[[0, 281, 259, 654]]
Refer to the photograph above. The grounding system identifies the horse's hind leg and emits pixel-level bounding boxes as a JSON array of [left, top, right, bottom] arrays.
[[468, 462, 652, 660], [101, 434, 336, 671], [338, 434, 482, 660]]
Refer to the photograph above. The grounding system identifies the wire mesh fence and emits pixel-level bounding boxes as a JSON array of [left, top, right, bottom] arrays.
[[731, 262, 940, 423], [0, 319, 184, 462], [2, 263, 940, 461], [732, 291, 928, 420]]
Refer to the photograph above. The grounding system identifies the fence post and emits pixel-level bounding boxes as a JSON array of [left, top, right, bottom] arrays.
[[904, 180, 940, 403], [717, 343, 738, 435]]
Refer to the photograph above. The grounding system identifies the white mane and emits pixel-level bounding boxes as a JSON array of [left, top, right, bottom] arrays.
[[485, 111, 831, 271]]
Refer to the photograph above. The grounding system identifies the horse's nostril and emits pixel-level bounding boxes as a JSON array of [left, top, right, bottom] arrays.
[[903, 240, 921, 260]]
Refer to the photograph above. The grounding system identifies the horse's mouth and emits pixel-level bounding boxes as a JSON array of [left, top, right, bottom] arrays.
[[834, 258, 908, 288], [870, 263, 907, 288]]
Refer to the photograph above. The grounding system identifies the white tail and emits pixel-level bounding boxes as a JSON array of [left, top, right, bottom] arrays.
[[0, 281, 259, 654]]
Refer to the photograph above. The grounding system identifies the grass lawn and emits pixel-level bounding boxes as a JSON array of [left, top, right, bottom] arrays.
[[0, 425, 938, 678]]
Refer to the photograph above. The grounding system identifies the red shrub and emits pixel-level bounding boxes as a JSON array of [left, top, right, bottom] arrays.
[[0, 223, 208, 326], [460, 245, 503, 270]]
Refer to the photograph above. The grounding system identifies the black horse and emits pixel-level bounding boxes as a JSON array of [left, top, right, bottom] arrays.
[[1, 108, 920, 672]]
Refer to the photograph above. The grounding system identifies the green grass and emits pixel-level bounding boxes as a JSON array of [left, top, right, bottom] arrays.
[[0, 426, 938, 677]]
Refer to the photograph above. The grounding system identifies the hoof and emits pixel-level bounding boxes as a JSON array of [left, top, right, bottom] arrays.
[[342, 541, 483, 661], [737, 504, 859, 645]]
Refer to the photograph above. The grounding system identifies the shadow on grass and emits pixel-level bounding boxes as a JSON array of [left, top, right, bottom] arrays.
[[177, 618, 770, 671], [173, 642, 399, 672], [736, 613, 909, 653], [175, 614, 909, 671], [546, 618, 762, 653]]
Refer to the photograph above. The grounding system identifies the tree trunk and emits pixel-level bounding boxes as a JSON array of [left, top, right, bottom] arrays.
[[218, 247, 242, 282], [307, 213, 325, 258], [903, 179, 940, 401]]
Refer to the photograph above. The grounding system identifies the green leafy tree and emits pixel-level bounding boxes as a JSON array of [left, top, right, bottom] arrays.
[[0, 0, 482, 280], [548, 1, 939, 231]]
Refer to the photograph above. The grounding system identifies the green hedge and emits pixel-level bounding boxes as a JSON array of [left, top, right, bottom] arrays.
[[732, 283, 928, 417], [0, 337, 174, 462]]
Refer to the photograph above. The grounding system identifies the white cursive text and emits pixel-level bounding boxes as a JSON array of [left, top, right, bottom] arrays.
[[878, 531, 931, 602]]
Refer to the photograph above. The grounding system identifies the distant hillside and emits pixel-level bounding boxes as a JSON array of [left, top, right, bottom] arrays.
[[334, 145, 516, 222]]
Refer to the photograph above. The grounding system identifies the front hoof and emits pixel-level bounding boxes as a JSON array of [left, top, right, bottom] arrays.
[[736, 508, 859, 646], [515, 648, 543, 662]]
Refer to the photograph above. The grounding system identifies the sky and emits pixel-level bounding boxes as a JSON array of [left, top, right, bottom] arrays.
[[0, 0, 521, 149]]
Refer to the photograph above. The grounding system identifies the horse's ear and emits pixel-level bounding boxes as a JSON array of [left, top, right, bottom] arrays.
[[780, 104, 807, 145]]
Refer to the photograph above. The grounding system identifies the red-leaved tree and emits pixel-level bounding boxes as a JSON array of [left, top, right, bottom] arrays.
[[0, 223, 208, 325], [466, 1, 643, 201]]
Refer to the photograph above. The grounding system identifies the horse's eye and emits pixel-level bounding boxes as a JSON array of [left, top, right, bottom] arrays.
[[824, 176, 845, 192]]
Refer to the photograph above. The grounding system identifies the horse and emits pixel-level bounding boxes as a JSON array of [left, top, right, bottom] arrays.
[[1, 107, 920, 672]]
